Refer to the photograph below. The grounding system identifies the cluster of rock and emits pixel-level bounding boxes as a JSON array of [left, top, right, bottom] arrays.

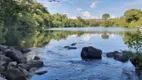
[[81, 46, 130, 62], [0, 45, 44, 80]]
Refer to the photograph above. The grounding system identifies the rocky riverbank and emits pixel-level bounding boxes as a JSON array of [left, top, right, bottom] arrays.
[[0, 45, 45, 80]]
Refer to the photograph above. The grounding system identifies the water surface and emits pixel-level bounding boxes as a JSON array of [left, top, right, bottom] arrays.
[[30, 27, 139, 80]]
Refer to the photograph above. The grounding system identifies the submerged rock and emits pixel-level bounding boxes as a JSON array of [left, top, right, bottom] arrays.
[[136, 69, 142, 80], [64, 46, 77, 50], [122, 66, 138, 80], [71, 43, 77, 46], [35, 70, 48, 75], [81, 46, 102, 59]]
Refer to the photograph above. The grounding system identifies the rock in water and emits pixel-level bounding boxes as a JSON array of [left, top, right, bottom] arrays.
[[106, 51, 129, 62], [64, 46, 77, 50], [71, 43, 77, 46], [18, 60, 44, 71], [2, 68, 27, 80], [20, 48, 31, 54], [34, 56, 40, 60], [35, 71, 48, 75], [106, 51, 119, 57], [81, 46, 102, 59]]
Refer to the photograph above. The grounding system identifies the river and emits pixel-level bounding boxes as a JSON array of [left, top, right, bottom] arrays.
[[30, 27, 140, 80]]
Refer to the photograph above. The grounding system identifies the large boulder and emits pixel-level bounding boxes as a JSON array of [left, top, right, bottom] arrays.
[[5, 50, 26, 63], [2, 68, 27, 80], [18, 60, 44, 71], [0, 55, 12, 63], [81, 46, 102, 59]]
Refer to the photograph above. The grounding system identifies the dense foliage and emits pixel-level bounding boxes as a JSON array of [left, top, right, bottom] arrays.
[[124, 30, 142, 69], [0, 0, 88, 45], [102, 13, 110, 20], [102, 9, 142, 27]]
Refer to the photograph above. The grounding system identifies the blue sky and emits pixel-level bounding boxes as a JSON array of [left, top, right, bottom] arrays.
[[37, 0, 142, 19]]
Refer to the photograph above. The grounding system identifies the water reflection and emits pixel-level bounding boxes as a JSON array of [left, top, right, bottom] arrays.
[[26, 27, 141, 80], [3, 27, 140, 49]]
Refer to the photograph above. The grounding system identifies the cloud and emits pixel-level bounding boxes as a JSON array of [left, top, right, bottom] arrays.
[[77, 8, 82, 11], [90, 1, 96, 8], [82, 11, 91, 18], [110, 15, 117, 18], [68, 16, 77, 19]]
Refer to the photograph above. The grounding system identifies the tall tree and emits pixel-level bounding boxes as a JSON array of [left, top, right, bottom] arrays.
[[102, 13, 110, 20], [124, 9, 142, 23]]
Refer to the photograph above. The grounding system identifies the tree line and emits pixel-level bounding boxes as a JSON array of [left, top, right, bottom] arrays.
[[0, 0, 87, 45], [101, 9, 142, 28]]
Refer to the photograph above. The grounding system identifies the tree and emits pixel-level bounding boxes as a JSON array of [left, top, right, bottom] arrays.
[[124, 9, 142, 23], [102, 13, 110, 20]]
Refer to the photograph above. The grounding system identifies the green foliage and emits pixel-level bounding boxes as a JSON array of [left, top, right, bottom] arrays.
[[128, 21, 138, 28], [101, 9, 142, 28], [124, 9, 142, 23], [0, 24, 7, 43], [102, 13, 110, 20], [101, 33, 109, 39], [131, 53, 142, 68], [124, 31, 142, 68], [101, 20, 114, 27], [125, 29, 142, 52]]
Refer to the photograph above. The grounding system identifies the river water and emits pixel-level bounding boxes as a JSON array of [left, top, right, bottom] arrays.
[[30, 27, 140, 80]]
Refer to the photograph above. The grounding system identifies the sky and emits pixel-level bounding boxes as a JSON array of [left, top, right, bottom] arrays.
[[37, 0, 142, 19]]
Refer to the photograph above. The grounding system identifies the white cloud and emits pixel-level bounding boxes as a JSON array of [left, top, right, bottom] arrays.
[[68, 16, 77, 19], [63, 13, 68, 15], [90, 1, 96, 8], [90, 16, 100, 19], [82, 11, 91, 18], [110, 15, 117, 18], [77, 8, 82, 11]]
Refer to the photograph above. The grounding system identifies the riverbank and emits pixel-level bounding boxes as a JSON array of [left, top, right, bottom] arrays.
[[0, 44, 46, 80]]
